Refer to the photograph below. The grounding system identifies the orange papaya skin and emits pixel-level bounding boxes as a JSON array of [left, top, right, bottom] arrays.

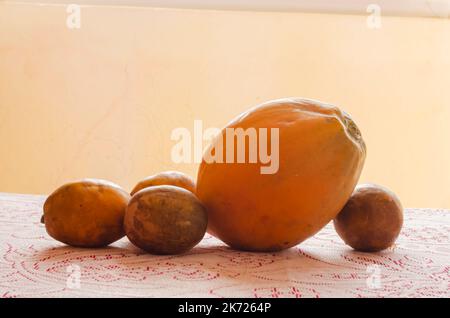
[[196, 98, 366, 252]]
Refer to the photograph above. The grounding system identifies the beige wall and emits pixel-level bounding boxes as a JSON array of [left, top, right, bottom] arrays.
[[1, 3, 449, 207]]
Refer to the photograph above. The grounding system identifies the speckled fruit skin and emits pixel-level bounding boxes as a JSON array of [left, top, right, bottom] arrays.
[[131, 171, 196, 195], [42, 179, 130, 247], [333, 183, 403, 252], [124, 185, 207, 255], [196, 98, 366, 252]]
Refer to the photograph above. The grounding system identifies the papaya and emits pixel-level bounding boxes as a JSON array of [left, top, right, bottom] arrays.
[[196, 98, 366, 252], [42, 179, 130, 247]]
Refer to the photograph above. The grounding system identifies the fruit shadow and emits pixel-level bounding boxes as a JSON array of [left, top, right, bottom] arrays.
[[31, 241, 378, 287], [110, 243, 328, 285]]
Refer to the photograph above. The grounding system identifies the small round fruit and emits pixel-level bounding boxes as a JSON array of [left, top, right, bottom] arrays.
[[333, 184, 403, 252], [131, 171, 196, 195], [42, 179, 130, 247], [124, 185, 207, 254]]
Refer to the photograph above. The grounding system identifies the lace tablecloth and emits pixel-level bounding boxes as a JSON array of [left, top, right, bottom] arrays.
[[0, 193, 448, 298]]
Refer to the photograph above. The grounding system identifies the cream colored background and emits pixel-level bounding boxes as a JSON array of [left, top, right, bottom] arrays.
[[0, 3, 449, 207]]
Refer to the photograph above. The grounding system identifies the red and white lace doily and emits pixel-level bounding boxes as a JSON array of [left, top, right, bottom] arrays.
[[0, 193, 448, 298]]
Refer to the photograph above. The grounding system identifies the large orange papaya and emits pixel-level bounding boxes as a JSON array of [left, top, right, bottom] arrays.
[[196, 98, 366, 251]]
